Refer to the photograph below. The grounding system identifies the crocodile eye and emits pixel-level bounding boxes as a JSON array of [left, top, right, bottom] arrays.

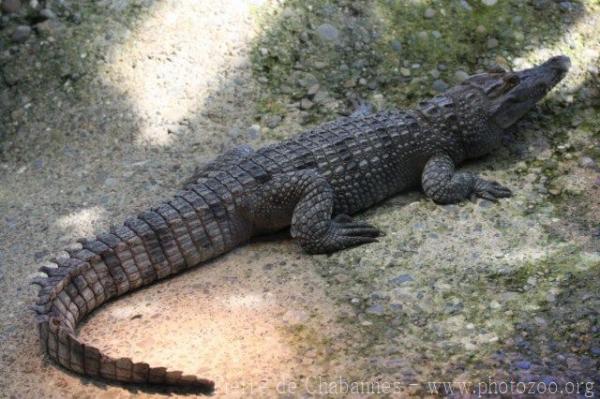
[[487, 65, 507, 74], [504, 73, 520, 86]]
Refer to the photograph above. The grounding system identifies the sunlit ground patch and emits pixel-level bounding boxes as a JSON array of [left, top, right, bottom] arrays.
[[101, 0, 272, 146], [55, 206, 107, 237]]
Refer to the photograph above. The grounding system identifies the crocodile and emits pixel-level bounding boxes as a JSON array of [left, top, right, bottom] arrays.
[[31, 55, 570, 391]]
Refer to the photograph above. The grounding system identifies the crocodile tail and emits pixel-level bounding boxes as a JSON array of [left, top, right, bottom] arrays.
[[31, 187, 240, 390]]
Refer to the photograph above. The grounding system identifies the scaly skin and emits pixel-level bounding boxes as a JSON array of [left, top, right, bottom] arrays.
[[32, 56, 570, 391]]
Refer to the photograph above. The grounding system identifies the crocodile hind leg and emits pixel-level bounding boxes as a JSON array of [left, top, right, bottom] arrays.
[[422, 152, 512, 204], [243, 170, 381, 254]]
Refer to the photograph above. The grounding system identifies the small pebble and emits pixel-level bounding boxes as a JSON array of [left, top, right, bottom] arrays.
[[482, 0, 497, 5], [365, 304, 385, 316], [300, 98, 314, 110], [424, 8, 436, 18], [307, 84, 320, 97], [40, 8, 56, 19], [432, 79, 449, 92], [579, 156, 596, 169], [389, 274, 414, 285], [454, 70, 470, 83], [247, 124, 261, 140], [459, 0, 473, 11], [515, 360, 531, 370], [487, 38, 499, 49], [265, 115, 282, 129], [316, 23, 339, 41], [12, 25, 32, 43], [390, 40, 402, 52]]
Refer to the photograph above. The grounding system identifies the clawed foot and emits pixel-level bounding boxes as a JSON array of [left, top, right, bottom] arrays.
[[471, 178, 512, 202], [304, 214, 383, 254], [328, 214, 382, 250]]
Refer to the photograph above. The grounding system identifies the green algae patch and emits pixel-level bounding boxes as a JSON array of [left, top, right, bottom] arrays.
[[249, 0, 585, 132]]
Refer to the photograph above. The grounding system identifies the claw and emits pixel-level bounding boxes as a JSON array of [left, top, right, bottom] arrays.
[[339, 236, 378, 248], [337, 226, 381, 238], [478, 191, 499, 202], [333, 214, 354, 223], [474, 178, 512, 203]]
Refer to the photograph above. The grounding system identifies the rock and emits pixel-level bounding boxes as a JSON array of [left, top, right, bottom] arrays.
[[300, 98, 314, 110], [579, 157, 596, 169], [515, 360, 531, 370], [39, 8, 56, 19], [247, 124, 261, 140], [313, 90, 329, 104], [431, 30, 441, 39], [424, 8, 436, 18], [487, 38, 499, 49], [454, 70, 469, 83], [389, 274, 414, 286], [417, 31, 428, 40], [430, 69, 440, 79], [390, 40, 402, 52], [307, 83, 320, 97], [559, 1, 574, 12], [12, 25, 32, 43], [228, 127, 241, 139], [365, 304, 385, 316], [400, 67, 411, 77], [459, 0, 473, 11], [481, 0, 497, 5], [532, 0, 549, 10], [476, 25, 486, 34], [104, 177, 118, 187], [35, 19, 63, 38], [432, 79, 449, 92], [264, 115, 282, 129], [316, 23, 339, 41], [296, 72, 318, 88], [343, 78, 356, 88], [513, 31, 524, 42], [1, 0, 21, 14]]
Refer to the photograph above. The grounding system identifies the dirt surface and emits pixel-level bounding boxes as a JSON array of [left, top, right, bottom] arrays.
[[0, 0, 598, 398]]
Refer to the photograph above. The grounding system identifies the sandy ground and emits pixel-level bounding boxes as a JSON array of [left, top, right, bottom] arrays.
[[0, 0, 598, 398]]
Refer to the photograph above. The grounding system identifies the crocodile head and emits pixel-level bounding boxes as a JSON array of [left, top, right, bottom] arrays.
[[465, 55, 571, 129]]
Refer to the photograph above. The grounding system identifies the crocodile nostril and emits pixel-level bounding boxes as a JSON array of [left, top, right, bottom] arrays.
[[549, 55, 571, 72]]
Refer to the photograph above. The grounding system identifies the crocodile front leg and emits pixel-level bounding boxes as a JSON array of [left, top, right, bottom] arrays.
[[421, 153, 512, 204], [243, 170, 381, 254]]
